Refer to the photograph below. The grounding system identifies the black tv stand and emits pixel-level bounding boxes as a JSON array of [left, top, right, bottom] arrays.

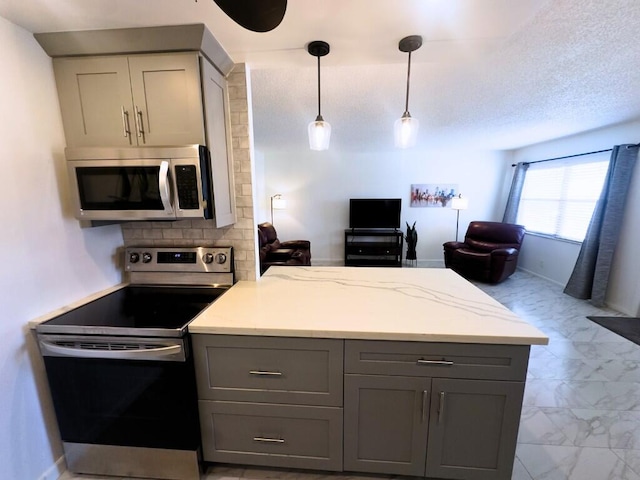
[[344, 229, 403, 267]]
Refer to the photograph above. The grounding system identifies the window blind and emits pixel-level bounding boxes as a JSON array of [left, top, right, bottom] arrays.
[[516, 152, 610, 242]]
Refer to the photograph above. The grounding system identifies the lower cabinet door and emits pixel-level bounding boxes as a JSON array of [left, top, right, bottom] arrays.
[[425, 378, 525, 480], [199, 400, 343, 471], [343, 374, 430, 476]]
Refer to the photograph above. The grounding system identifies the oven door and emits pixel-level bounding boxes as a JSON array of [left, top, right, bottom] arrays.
[[38, 334, 200, 451], [68, 158, 176, 221]]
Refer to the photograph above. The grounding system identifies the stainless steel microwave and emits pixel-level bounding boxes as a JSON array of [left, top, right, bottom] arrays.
[[66, 145, 213, 221]]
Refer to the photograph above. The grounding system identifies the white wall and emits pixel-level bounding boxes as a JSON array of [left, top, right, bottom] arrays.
[[259, 147, 508, 266], [0, 16, 123, 480], [510, 120, 640, 315]]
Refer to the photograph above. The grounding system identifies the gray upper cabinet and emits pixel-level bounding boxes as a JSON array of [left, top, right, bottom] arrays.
[[200, 59, 236, 227], [54, 52, 205, 147]]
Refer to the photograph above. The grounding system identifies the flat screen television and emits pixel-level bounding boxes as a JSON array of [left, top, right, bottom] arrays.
[[349, 198, 402, 229]]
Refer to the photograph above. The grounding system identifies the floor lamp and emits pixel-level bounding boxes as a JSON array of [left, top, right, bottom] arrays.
[[270, 194, 286, 225], [451, 195, 469, 242]]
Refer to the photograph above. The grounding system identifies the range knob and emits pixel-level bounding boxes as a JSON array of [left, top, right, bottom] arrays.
[[214, 253, 227, 264], [129, 252, 140, 263], [203, 253, 214, 264], [142, 252, 153, 263]]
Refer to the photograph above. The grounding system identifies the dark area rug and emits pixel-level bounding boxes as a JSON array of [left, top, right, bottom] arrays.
[[587, 316, 640, 345]]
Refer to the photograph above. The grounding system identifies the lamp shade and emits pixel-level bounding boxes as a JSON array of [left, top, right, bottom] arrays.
[[271, 194, 286, 210], [308, 118, 331, 151], [394, 114, 419, 148], [451, 196, 469, 210]]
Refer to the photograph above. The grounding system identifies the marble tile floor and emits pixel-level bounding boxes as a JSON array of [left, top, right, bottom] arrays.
[[59, 270, 640, 480]]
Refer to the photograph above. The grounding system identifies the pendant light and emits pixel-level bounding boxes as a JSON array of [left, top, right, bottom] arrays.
[[307, 40, 331, 151], [394, 35, 422, 149]]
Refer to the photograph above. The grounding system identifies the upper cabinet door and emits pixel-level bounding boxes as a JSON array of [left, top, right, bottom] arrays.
[[200, 59, 236, 227], [128, 53, 205, 146], [54, 56, 135, 147]]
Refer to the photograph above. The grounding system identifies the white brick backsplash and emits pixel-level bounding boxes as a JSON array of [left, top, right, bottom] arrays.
[[202, 228, 225, 240], [142, 229, 164, 239], [162, 229, 184, 239]]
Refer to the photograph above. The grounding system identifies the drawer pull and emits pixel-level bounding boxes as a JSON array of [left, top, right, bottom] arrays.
[[249, 370, 283, 376], [253, 437, 285, 444], [417, 359, 454, 366]]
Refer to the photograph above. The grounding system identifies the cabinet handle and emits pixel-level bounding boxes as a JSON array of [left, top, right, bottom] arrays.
[[249, 370, 283, 376], [421, 390, 429, 423], [121, 106, 130, 138], [253, 437, 285, 444], [134, 106, 145, 138], [417, 359, 454, 366], [438, 391, 445, 424]]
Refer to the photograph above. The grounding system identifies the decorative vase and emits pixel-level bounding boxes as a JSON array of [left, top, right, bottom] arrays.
[[405, 221, 417, 261]]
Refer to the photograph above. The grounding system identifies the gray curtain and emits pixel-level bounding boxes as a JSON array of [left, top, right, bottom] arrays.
[[564, 144, 639, 306], [502, 162, 529, 223]]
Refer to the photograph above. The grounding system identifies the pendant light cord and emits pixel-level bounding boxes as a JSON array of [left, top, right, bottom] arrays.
[[404, 51, 412, 114], [317, 55, 322, 119]]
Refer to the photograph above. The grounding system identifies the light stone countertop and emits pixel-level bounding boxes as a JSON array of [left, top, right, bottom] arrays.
[[188, 266, 549, 345]]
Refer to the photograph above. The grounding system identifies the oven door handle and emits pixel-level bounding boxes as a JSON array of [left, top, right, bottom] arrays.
[[39, 341, 184, 361]]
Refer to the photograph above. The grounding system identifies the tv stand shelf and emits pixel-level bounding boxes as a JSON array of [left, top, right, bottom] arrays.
[[344, 229, 403, 267]]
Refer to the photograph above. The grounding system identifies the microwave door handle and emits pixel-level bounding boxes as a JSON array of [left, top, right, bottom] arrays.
[[158, 161, 172, 213]]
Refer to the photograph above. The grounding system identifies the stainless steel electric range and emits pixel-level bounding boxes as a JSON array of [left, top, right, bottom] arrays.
[[36, 246, 234, 480]]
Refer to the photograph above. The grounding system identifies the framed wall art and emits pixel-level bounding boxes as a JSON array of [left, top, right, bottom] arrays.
[[410, 184, 458, 208]]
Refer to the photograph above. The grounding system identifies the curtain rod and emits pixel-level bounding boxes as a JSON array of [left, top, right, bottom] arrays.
[[511, 148, 612, 167], [511, 143, 640, 167]]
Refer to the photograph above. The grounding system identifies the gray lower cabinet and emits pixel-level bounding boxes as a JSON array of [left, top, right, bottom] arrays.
[[193, 335, 529, 480], [344, 374, 430, 476], [425, 378, 524, 480], [198, 401, 342, 471], [344, 375, 524, 480], [193, 335, 344, 471]]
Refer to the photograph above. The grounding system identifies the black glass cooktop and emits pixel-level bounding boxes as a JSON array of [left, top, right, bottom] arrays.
[[38, 286, 227, 337]]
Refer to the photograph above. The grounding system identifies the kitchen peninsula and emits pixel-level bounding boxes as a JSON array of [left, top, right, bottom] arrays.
[[190, 266, 548, 480]]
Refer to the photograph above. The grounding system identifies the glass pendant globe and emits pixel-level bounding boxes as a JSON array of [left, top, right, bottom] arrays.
[[308, 119, 331, 151], [394, 115, 419, 148]]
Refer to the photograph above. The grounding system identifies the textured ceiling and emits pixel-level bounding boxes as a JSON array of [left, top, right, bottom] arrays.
[[2, 0, 640, 152]]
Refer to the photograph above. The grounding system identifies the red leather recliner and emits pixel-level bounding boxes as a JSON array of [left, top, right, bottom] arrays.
[[443, 221, 525, 284], [258, 222, 311, 275]]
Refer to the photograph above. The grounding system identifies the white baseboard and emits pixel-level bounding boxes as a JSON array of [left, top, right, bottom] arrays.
[[517, 267, 565, 287], [38, 455, 66, 480]]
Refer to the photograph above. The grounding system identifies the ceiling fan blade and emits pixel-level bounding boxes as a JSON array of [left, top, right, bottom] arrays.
[[213, 0, 287, 33]]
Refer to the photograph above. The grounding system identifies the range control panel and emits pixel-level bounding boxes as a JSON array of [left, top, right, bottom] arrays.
[[125, 247, 233, 273]]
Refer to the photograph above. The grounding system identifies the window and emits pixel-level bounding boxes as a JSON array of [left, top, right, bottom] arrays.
[[516, 153, 610, 242]]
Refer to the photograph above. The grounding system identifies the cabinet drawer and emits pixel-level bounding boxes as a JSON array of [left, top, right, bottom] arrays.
[[199, 400, 343, 471], [193, 335, 343, 406], [345, 340, 529, 381]]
